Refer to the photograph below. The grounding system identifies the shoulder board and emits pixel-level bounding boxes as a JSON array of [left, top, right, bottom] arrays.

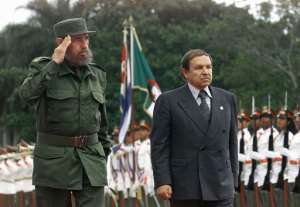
[[89, 63, 106, 72], [32, 56, 52, 64]]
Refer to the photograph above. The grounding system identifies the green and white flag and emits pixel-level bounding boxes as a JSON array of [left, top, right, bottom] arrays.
[[131, 28, 161, 117]]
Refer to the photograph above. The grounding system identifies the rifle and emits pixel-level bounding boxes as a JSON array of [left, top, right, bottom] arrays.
[[267, 126, 276, 207], [283, 130, 290, 207], [250, 97, 262, 207], [239, 130, 247, 207], [252, 116, 261, 207]]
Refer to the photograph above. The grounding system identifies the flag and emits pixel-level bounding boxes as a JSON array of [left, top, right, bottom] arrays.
[[118, 23, 162, 143], [132, 28, 161, 117], [118, 28, 132, 144]]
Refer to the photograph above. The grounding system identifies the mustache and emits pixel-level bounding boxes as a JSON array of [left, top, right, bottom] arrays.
[[80, 49, 89, 55], [80, 48, 93, 59], [82, 48, 93, 62], [65, 48, 93, 66]]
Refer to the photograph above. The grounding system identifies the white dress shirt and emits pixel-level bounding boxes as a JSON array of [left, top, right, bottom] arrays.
[[187, 83, 212, 110]]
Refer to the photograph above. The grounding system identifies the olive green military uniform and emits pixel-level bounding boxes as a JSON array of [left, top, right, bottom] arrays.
[[19, 57, 110, 207]]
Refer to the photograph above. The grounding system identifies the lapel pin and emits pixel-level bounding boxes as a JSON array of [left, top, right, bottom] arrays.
[[220, 106, 224, 110]]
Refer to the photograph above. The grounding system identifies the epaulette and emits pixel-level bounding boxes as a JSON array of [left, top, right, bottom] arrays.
[[31, 56, 52, 64], [89, 63, 106, 72]]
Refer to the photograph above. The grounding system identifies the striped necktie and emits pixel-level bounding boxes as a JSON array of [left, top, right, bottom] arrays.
[[198, 90, 210, 124]]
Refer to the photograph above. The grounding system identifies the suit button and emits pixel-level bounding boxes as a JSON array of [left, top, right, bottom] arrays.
[[222, 129, 226, 133]]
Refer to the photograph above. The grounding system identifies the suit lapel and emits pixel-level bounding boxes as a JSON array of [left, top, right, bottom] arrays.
[[207, 86, 226, 138], [177, 84, 207, 135]]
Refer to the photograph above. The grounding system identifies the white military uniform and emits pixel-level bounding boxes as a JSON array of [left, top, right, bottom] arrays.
[[283, 132, 300, 183], [270, 130, 294, 184], [107, 145, 127, 194], [0, 158, 18, 194], [238, 127, 252, 185], [126, 142, 140, 197], [137, 138, 154, 195], [251, 127, 279, 187], [17, 157, 33, 192]]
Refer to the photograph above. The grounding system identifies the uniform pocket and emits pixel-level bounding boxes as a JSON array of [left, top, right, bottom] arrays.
[[34, 144, 65, 159], [46, 89, 77, 124], [84, 142, 105, 158], [91, 91, 105, 104], [46, 90, 76, 100], [96, 143, 106, 157], [86, 91, 104, 125]]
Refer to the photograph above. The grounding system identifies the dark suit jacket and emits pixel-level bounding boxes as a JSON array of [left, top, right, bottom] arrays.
[[150, 84, 238, 200]]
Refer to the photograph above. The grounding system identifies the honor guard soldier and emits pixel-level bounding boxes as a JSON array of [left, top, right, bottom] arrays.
[[270, 108, 296, 207], [279, 108, 300, 207], [291, 109, 300, 206], [250, 106, 279, 207], [246, 109, 261, 207], [237, 110, 252, 207], [19, 18, 111, 207]]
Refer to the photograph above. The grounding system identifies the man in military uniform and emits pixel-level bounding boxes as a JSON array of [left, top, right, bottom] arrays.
[[292, 109, 300, 206], [19, 18, 111, 207], [236, 110, 252, 207], [246, 109, 261, 207], [249, 107, 279, 207]]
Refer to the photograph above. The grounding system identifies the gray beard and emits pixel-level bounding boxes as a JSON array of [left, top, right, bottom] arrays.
[[65, 48, 93, 66]]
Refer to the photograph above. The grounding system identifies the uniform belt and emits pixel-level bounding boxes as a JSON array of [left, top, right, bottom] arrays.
[[37, 132, 98, 147]]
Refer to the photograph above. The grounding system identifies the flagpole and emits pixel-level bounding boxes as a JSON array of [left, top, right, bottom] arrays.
[[129, 16, 134, 93], [118, 19, 132, 144], [129, 16, 141, 207], [129, 16, 137, 128]]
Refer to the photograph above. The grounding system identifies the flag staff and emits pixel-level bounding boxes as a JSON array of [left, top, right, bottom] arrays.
[[118, 18, 132, 144], [128, 16, 137, 129]]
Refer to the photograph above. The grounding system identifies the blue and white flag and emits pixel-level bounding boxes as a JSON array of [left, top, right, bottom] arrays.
[[118, 28, 132, 143]]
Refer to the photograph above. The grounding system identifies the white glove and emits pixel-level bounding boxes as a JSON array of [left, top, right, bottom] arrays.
[[238, 153, 247, 162], [249, 151, 266, 160], [280, 147, 291, 157], [264, 150, 281, 158]]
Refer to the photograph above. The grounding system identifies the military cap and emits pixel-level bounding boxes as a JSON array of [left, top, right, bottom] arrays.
[[139, 120, 151, 130], [250, 109, 261, 120], [260, 106, 275, 118], [131, 123, 140, 131], [295, 106, 300, 117], [53, 18, 95, 38], [238, 110, 251, 122], [276, 108, 294, 120]]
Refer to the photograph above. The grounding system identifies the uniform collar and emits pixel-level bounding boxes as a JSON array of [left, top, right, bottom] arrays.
[[85, 64, 96, 79]]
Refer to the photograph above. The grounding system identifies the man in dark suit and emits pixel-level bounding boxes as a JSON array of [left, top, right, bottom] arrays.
[[150, 49, 238, 207]]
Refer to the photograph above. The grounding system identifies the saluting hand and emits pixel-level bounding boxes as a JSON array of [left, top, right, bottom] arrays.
[[52, 35, 71, 64], [156, 185, 172, 200]]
